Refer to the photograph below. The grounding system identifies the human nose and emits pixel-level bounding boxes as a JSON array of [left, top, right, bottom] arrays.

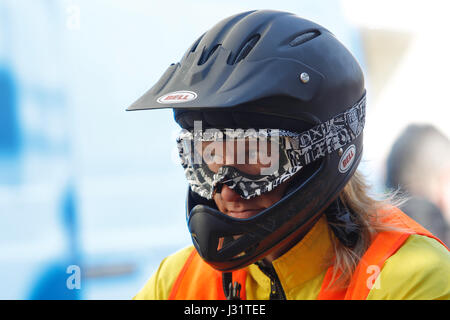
[[219, 184, 241, 202]]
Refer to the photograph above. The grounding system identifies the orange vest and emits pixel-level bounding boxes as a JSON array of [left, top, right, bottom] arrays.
[[169, 208, 448, 300]]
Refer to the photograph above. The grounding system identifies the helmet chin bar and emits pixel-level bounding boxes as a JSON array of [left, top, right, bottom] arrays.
[[187, 201, 324, 271], [188, 204, 267, 263]]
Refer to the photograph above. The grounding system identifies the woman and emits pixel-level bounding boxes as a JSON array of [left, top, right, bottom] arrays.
[[128, 10, 449, 300]]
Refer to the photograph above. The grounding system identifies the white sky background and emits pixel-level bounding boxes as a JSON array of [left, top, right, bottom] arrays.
[[342, 0, 450, 190]]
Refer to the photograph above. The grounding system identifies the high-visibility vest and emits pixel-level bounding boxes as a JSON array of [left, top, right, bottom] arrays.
[[169, 208, 448, 300]]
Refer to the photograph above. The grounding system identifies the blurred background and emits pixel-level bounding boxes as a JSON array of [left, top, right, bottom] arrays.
[[0, 0, 449, 299]]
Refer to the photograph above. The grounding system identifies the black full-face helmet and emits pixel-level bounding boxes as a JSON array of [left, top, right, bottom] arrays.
[[127, 10, 366, 272]]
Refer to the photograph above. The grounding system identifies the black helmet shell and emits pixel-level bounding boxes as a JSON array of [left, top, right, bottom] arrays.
[[127, 10, 364, 122]]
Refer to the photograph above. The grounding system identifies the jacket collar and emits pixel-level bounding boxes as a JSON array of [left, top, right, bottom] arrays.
[[248, 215, 334, 297]]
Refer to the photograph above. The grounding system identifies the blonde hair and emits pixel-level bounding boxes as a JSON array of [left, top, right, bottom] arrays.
[[325, 170, 408, 289]]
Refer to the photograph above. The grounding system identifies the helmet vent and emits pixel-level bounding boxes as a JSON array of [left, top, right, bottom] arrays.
[[228, 34, 261, 65], [190, 33, 206, 53], [198, 43, 221, 65], [289, 30, 321, 47]]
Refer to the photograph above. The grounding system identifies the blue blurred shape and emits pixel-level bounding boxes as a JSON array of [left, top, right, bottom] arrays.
[[28, 182, 82, 300], [28, 261, 81, 300], [62, 181, 81, 262], [0, 66, 21, 157]]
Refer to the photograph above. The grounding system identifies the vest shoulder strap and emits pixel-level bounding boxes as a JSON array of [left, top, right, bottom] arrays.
[[318, 208, 448, 300], [169, 248, 248, 300]]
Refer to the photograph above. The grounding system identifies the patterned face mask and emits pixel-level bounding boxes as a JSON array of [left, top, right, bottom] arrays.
[[176, 96, 366, 200]]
